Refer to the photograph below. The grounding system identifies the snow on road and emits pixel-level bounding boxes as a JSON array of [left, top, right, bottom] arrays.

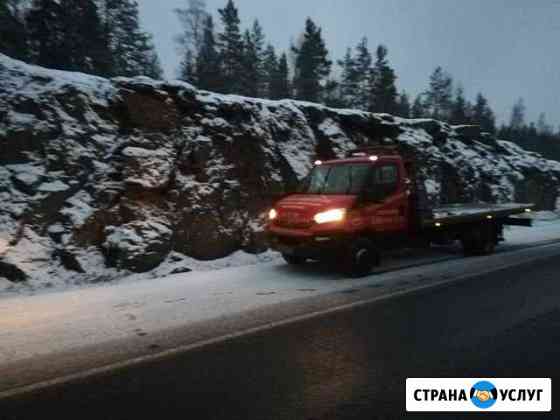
[[0, 216, 560, 371]]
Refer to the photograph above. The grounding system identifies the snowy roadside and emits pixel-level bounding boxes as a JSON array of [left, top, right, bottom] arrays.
[[1, 226, 560, 384], [0, 248, 280, 297], [0, 211, 559, 298]]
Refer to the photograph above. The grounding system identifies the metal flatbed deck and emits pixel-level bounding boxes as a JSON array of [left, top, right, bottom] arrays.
[[422, 203, 535, 228]]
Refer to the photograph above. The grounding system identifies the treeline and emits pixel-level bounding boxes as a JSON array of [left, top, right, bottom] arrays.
[[0, 0, 162, 78], [498, 100, 560, 161], [174, 0, 496, 123], [175, 0, 560, 161], [1, 0, 559, 161]]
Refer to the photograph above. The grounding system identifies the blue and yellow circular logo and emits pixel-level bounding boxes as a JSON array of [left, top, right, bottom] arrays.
[[470, 381, 498, 409]]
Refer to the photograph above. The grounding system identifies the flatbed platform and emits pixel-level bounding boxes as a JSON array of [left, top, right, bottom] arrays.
[[422, 203, 535, 227]]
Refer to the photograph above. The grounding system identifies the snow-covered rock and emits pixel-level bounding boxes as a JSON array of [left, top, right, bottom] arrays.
[[1, 53, 560, 287]]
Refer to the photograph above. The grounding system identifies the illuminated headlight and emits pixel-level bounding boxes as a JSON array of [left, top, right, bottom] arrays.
[[314, 208, 346, 224], [268, 209, 278, 220]]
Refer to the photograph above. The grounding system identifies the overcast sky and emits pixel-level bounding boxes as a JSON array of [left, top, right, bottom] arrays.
[[137, 0, 560, 127]]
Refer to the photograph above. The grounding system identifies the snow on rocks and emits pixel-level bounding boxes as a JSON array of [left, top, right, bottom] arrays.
[[1, 53, 560, 290]]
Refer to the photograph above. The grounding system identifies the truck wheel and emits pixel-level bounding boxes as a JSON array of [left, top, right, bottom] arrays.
[[461, 226, 496, 256], [344, 238, 379, 277], [282, 254, 306, 265]]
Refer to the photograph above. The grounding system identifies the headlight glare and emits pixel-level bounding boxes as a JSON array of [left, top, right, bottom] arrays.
[[268, 209, 278, 220], [314, 208, 346, 224]]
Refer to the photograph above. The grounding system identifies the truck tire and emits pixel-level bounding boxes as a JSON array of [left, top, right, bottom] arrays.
[[344, 238, 380, 277], [282, 254, 306, 265], [461, 225, 496, 256]]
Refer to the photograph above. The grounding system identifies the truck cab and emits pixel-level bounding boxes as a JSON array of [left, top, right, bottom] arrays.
[[266, 147, 415, 275]]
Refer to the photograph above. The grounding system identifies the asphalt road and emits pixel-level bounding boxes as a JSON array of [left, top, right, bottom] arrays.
[[1, 256, 560, 420]]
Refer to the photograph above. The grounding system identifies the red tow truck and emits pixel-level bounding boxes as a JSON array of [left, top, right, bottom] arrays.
[[266, 146, 535, 276]]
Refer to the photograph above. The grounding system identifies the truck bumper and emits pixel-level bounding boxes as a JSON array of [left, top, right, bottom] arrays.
[[266, 232, 350, 260]]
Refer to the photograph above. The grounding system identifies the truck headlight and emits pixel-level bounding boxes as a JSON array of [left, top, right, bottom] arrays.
[[268, 209, 278, 220], [314, 208, 346, 224]]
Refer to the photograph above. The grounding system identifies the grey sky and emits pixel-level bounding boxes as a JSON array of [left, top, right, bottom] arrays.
[[137, 0, 560, 127]]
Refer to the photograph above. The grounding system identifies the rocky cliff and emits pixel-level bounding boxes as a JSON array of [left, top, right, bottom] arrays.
[[1, 54, 560, 287]]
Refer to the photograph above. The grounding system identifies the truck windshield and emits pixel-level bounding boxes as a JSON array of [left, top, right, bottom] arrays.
[[299, 163, 371, 195]]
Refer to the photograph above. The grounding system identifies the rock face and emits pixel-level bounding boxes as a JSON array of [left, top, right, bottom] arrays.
[[1, 54, 560, 284]]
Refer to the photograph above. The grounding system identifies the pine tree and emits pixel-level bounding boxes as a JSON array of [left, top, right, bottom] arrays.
[[472, 93, 495, 133], [61, 0, 112, 75], [27, 0, 112, 76], [396, 91, 411, 118], [175, 0, 208, 80], [27, 0, 66, 68], [324, 79, 345, 108], [238, 20, 265, 97], [537, 113, 552, 135], [217, 0, 244, 94], [292, 18, 332, 103], [353, 37, 372, 110], [509, 98, 526, 131], [104, 0, 162, 78], [196, 15, 222, 91], [240, 29, 259, 97], [368, 45, 398, 114], [180, 49, 196, 82], [270, 52, 290, 99], [450, 87, 468, 125], [411, 94, 428, 118], [262, 44, 277, 98], [337, 48, 358, 108], [425, 66, 453, 120], [0, 0, 28, 60], [250, 20, 266, 97]]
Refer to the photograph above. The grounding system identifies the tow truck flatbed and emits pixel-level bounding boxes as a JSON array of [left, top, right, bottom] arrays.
[[423, 203, 535, 228]]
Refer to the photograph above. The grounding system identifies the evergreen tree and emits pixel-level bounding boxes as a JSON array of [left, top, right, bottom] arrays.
[[250, 19, 266, 96], [472, 93, 495, 133], [180, 49, 196, 82], [27, 0, 112, 76], [450, 86, 468, 125], [464, 99, 474, 123], [240, 28, 259, 97], [270, 52, 290, 99], [324, 79, 345, 108], [63, 0, 112, 75], [353, 37, 373, 110], [217, 0, 244, 94], [175, 0, 208, 80], [425, 66, 453, 120], [262, 44, 277, 98], [537, 112, 552, 135], [337, 48, 358, 108], [196, 15, 222, 91], [104, 0, 162, 78], [239, 20, 265, 97], [368, 45, 398, 114], [292, 18, 332, 103], [509, 98, 526, 131], [0, 0, 28, 60], [411, 94, 428, 118], [27, 0, 66, 68], [396, 91, 411, 118]]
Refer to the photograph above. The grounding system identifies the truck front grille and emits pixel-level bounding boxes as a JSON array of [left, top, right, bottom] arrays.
[[277, 235, 305, 246], [275, 220, 313, 229]]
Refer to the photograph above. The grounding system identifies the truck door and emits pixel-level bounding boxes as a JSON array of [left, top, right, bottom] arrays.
[[364, 162, 409, 233]]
